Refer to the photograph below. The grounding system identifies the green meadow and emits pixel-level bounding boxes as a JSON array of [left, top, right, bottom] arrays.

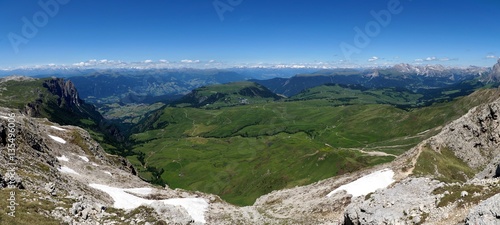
[[128, 85, 497, 206]]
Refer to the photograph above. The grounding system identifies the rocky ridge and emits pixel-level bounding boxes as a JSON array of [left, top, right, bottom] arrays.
[[43, 78, 82, 109], [484, 59, 500, 82]]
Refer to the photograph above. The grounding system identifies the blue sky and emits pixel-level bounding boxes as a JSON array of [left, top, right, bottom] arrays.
[[0, 0, 499, 68]]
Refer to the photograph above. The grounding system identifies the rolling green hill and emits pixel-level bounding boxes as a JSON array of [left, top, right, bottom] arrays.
[[128, 81, 499, 206], [290, 84, 423, 107], [174, 81, 282, 108]]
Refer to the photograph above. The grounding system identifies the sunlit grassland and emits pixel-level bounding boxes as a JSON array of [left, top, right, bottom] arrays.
[[129, 88, 495, 206]]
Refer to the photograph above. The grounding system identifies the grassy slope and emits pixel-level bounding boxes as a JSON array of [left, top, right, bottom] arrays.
[[129, 88, 497, 206], [0, 79, 50, 109], [291, 84, 423, 107], [175, 81, 281, 109], [413, 146, 477, 183], [0, 190, 65, 225]]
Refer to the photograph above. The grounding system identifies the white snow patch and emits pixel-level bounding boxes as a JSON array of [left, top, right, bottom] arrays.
[[58, 166, 79, 175], [50, 126, 67, 131], [103, 171, 112, 176], [327, 169, 395, 198], [89, 184, 208, 223], [78, 155, 89, 162], [56, 155, 69, 162], [48, 135, 66, 144], [162, 198, 208, 224], [125, 187, 153, 195]]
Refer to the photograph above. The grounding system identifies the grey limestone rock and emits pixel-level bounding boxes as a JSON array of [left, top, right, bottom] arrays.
[[343, 178, 443, 225], [465, 193, 500, 225]]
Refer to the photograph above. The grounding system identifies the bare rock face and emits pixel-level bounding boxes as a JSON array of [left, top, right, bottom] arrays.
[[427, 99, 500, 177], [485, 59, 500, 82], [495, 163, 500, 178], [493, 59, 500, 76], [43, 78, 83, 109], [343, 178, 443, 225], [465, 194, 500, 225]]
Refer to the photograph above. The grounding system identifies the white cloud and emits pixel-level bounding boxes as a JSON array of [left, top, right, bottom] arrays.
[[440, 57, 459, 62], [425, 56, 437, 61], [181, 59, 200, 63], [144, 60, 153, 63], [208, 60, 216, 63], [159, 59, 169, 63], [368, 56, 379, 62], [486, 55, 497, 59], [414, 59, 424, 62]]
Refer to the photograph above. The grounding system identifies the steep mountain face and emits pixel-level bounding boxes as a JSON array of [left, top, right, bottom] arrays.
[[43, 78, 82, 109], [0, 77, 98, 122], [487, 59, 500, 82], [0, 76, 125, 150]]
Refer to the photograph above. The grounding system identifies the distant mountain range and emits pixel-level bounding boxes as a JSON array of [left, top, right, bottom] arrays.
[[0, 64, 319, 79], [253, 64, 490, 97], [67, 69, 247, 104], [4, 63, 497, 109]]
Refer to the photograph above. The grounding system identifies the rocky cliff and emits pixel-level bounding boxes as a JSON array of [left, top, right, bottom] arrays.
[[484, 58, 500, 82], [43, 78, 82, 109]]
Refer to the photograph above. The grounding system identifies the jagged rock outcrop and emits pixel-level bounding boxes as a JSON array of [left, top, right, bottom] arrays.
[[426, 99, 500, 178], [484, 59, 500, 82], [465, 194, 500, 225], [43, 78, 82, 109], [343, 178, 443, 225]]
